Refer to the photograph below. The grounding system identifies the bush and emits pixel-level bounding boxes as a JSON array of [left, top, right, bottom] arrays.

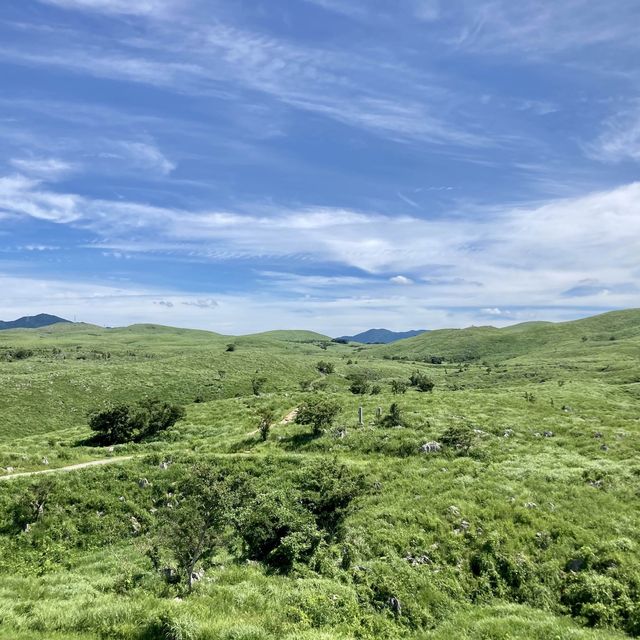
[[251, 376, 267, 396], [316, 360, 335, 374], [238, 489, 321, 572], [390, 380, 409, 394], [256, 406, 275, 442], [379, 403, 407, 428], [226, 343, 236, 352], [296, 395, 342, 436], [440, 423, 476, 454], [409, 371, 435, 392]]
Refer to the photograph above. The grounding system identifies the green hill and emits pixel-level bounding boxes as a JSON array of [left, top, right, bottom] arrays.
[[376, 309, 640, 363], [0, 309, 638, 640]]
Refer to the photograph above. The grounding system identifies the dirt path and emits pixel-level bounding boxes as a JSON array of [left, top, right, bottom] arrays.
[[280, 408, 298, 424], [0, 456, 136, 481]]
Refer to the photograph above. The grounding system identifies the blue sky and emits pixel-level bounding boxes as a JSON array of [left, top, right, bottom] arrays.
[[1, 0, 639, 334]]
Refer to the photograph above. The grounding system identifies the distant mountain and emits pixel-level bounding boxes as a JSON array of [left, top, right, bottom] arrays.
[[0, 313, 71, 331], [336, 328, 428, 344]]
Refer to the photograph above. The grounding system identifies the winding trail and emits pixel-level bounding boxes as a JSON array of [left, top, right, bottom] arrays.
[[0, 456, 135, 481]]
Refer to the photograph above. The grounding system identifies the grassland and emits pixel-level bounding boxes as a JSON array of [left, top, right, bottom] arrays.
[[0, 310, 639, 639]]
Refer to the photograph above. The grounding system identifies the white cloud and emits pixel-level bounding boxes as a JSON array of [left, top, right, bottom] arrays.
[[9, 157, 76, 179], [114, 141, 175, 175], [390, 275, 414, 285], [590, 106, 640, 163], [40, 0, 174, 16]]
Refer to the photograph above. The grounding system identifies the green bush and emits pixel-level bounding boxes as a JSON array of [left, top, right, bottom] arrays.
[[295, 395, 342, 436]]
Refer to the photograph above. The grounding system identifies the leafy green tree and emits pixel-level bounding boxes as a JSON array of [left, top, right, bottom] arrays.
[[88, 399, 185, 445], [295, 395, 341, 436], [159, 467, 237, 592]]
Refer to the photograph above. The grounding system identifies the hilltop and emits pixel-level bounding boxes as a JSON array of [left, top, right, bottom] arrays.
[[0, 313, 70, 331], [337, 328, 428, 344]]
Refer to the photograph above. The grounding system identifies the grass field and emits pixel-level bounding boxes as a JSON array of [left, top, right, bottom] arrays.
[[0, 310, 639, 639]]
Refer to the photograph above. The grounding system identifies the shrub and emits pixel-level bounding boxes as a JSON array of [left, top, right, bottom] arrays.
[[390, 380, 409, 394], [251, 376, 267, 396], [409, 371, 435, 392], [226, 343, 236, 352], [440, 423, 476, 454], [238, 489, 321, 572], [316, 360, 335, 374], [296, 396, 342, 436], [257, 406, 275, 442], [379, 403, 407, 428]]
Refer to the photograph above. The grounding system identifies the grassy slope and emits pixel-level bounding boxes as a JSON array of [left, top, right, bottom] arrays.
[[0, 311, 638, 639]]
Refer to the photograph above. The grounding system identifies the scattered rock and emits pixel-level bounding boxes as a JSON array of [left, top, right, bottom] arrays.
[[41, 457, 49, 465], [600, 444, 609, 452], [593, 432, 603, 439], [420, 441, 441, 453], [190, 568, 205, 582], [543, 431, 554, 438], [130, 516, 141, 534], [138, 478, 150, 488], [405, 554, 431, 567], [159, 461, 171, 470], [22, 523, 31, 533], [562, 405, 573, 412], [503, 429, 514, 438], [525, 502, 538, 509], [388, 596, 402, 615], [447, 505, 461, 517], [5, 466, 14, 473]]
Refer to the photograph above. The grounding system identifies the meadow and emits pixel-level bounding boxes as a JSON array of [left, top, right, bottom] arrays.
[[0, 309, 638, 639]]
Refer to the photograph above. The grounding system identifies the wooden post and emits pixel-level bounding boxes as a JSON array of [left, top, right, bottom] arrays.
[[358, 406, 364, 425]]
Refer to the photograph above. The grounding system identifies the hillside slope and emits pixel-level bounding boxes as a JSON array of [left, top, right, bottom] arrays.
[[375, 309, 640, 362]]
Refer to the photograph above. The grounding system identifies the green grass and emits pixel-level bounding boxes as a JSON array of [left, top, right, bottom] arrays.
[[0, 310, 639, 638]]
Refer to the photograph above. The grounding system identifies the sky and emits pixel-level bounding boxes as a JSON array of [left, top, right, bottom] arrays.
[[1, 0, 639, 335]]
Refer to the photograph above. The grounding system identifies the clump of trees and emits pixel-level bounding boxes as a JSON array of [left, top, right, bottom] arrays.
[[295, 395, 341, 435], [88, 398, 185, 445], [154, 460, 365, 586], [409, 370, 435, 392]]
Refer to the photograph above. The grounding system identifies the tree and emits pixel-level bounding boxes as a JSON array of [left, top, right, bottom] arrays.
[[159, 467, 236, 592], [257, 406, 275, 442], [88, 404, 137, 445], [225, 343, 236, 352], [88, 399, 185, 445], [409, 370, 435, 392], [295, 395, 341, 436]]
